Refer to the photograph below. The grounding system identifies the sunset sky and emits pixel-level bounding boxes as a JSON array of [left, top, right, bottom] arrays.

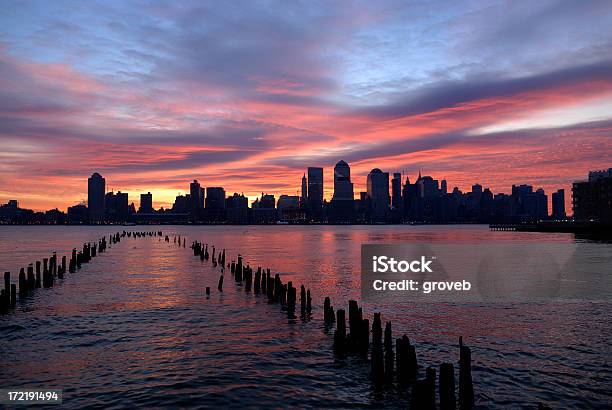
[[1, 0, 611, 211]]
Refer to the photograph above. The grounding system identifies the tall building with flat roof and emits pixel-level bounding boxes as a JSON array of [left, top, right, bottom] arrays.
[[88, 172, 105, 222], [367, 168, 390, 222], [307, 167, 324, 218], [573, 168, 612, 223], [551, 189, 566, 219], [139, 192, 153, 213]]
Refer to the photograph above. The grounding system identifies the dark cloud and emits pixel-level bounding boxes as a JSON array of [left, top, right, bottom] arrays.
[[355, 60, 612, 119]]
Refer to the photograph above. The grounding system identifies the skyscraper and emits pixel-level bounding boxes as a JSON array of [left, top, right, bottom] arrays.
[[330, 160, 355, 223], [367, 168, 390, 222], [139, 192, 153, 213], [115, 191, 129, 221], [551, 189, 566, 219], [189, 180, 203, 220], [307, 167, 323, 217], [332, 160, 353, 200], [206, 187, 226, 222], [301, 174, 307, 207], [87, 172, 105, 223], [391, 172, 401, 210]]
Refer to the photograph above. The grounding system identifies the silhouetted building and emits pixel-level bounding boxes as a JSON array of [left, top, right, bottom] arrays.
[[332, 160, 353, 200], [190, 180, 204, 221], [511, 184, 547, 221], [367, 168, 389, 222], [573, 168, 612, 223], [277, 195, 302, 222], [139, 192, 153, 213], [551, 189, 566, 219], [226, 193, 248, 224], [391, 172, 402, 210], [307, 167, 324, 220], [105, 191, 129, 222], [88, 172, 105, 223], [206, 187, 226, 222], [172, 194, 189, 213], [389, 172, 403, 222], [45, 208, 66, 224], [441, 179, 448, 194], [67, 204, 88, 224], [301, 174, 307, 207], [252, 193, 276, 223], [329, 160, 355, 223]]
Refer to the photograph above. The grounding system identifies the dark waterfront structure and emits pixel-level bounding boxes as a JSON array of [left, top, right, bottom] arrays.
[[226, 193, 249, 224], [307, 167, 324, 221], [277, 195, 302, 222], [105, 191, 129, 222], [189, 180, 204, 221], [5, 165, 611, 226], [139, 192, 153, 214], [67, 204, 88, 224], [301, 174, 308, 207], [205, 187, 226, 222], [252, 193, 276, 224], [366, 169, 390, 223], [329, 160, 355, 223], [573, 168, 612, 224], [551, 189, 566, 219], [87, 172, 105, 223]]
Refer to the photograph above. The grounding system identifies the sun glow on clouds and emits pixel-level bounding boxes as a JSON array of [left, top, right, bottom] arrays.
[[0, 1, 612, 212]]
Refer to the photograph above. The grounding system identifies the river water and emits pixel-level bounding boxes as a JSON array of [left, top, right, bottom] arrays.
[[0, 225, 610, 408]]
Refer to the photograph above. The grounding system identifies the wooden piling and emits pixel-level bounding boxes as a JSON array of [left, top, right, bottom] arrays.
[[459, 337, 474, 410], [218, 275, 224, 292], [371, 313, 384, 385], [27, 265, 35, 290], [4, 272, 10, 305], [384, 321, 394, 381], [18, 268, 26, 297], [334, 309, 346, 354], [439, 362, 456, 410], [300, 285, 306, 315]]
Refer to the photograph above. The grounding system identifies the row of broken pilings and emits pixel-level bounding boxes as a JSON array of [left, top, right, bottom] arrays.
[[189, 239, 312, 319], [324, 298, 474, 410], [0, 230, 163, 314]]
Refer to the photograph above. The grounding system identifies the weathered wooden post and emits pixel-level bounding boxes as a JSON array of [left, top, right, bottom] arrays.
[[260, 269, 266, 293], [206, 287, 210, 296], [287, 281, 296, 317], [10, 284, 16, 306], [359, 318, 370, 357], [459, 337, 474, 410], [27, 265, 35, 290], [439, 362, 456, 410], [371, 312, 384, 385], [334, 309, 346, 354], [254, 267, 261, 292], [306, 289, 312, 314], [300, 285, 306, 316], [410, 367, 436, 410], [381, 322, 393, 382], [4, 272, 10, 304], [218, 275, 224, 292], [18, 268, 26, 297], [35, 261, 41, 287]]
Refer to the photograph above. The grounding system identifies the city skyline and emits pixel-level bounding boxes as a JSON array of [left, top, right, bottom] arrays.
[[1, 1, 612, 211]]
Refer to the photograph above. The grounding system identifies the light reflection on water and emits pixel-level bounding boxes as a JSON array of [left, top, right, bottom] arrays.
[[0, 225, 610, 408]]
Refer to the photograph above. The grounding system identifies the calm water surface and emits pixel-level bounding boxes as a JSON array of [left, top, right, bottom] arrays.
[[0, 225, 610, 409]]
